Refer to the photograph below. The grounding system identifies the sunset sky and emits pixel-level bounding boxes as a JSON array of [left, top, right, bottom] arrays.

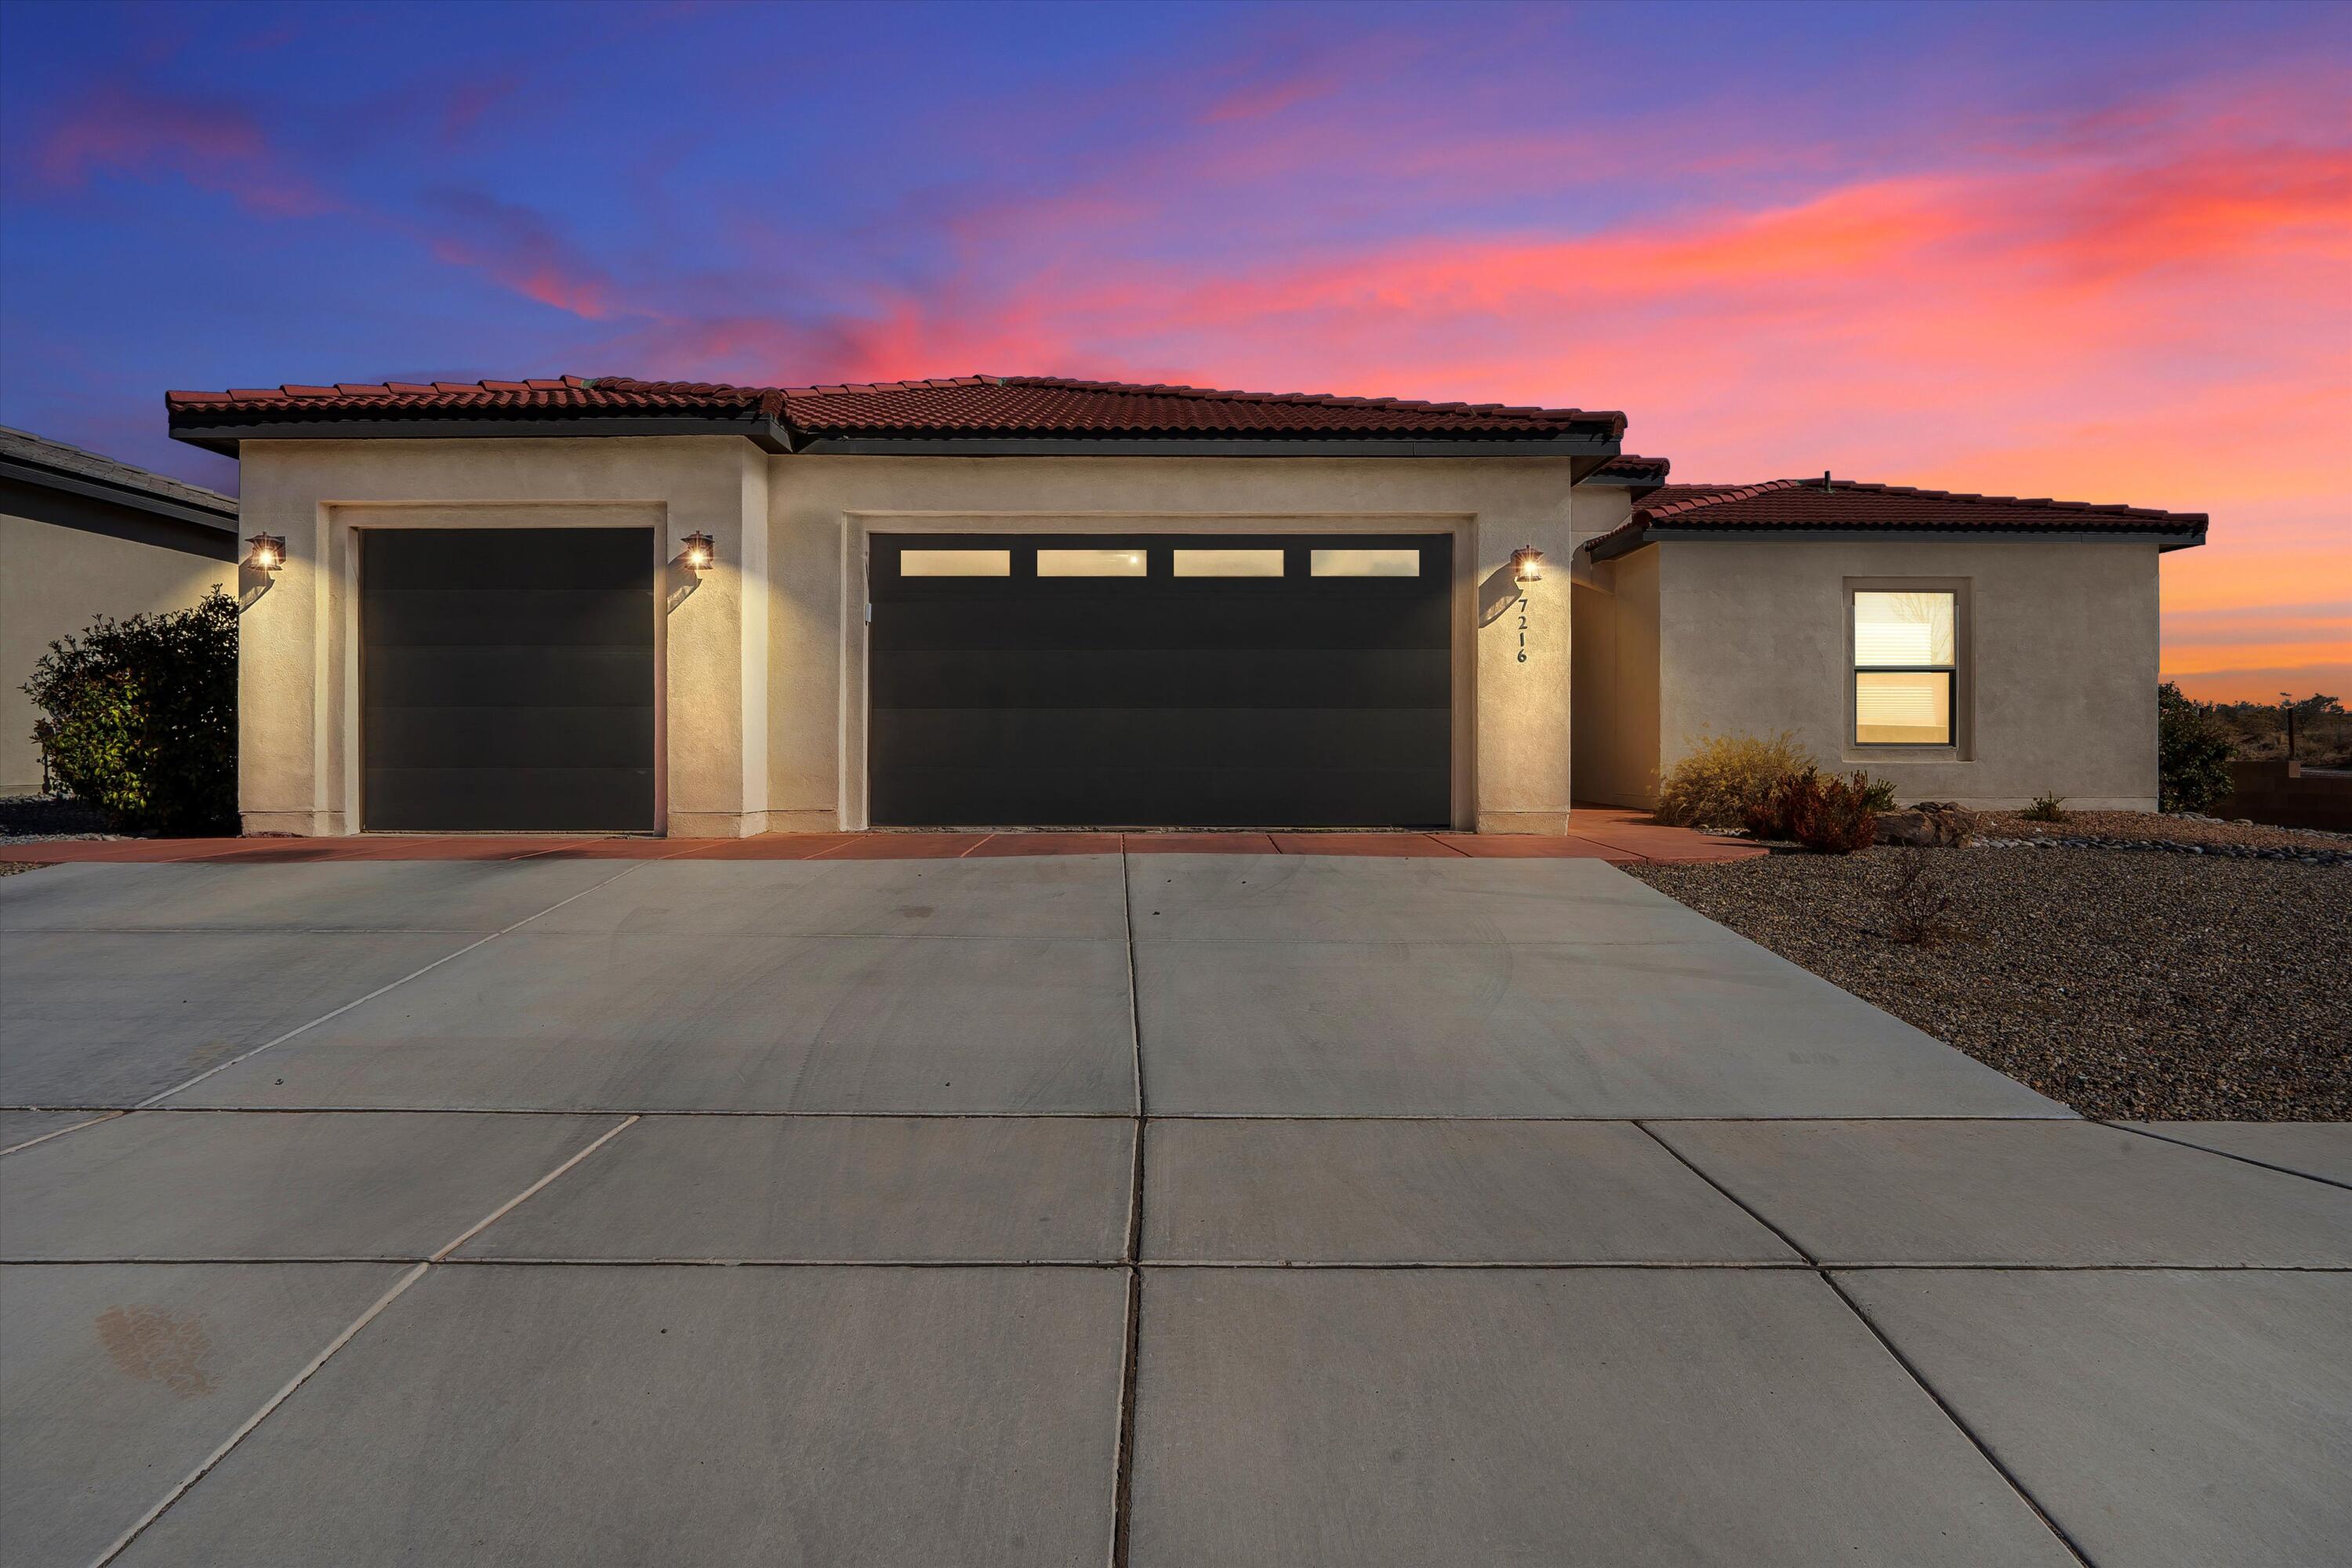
[[2, 0, 2343, 699]]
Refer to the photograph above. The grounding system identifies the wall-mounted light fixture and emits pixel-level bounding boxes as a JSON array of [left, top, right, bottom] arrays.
[[245, 533, 286, 572], [1511, 544, 1545, 584], [681, 532, 716, 571]]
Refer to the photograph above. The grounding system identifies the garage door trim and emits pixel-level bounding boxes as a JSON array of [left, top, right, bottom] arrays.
[[843, 516, 1474, 830], [337, 510, 668, 834]]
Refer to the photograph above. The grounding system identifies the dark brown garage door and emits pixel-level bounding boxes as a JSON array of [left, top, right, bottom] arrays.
[[869, 533, 1452, 827], [361, 528, 655, 832]]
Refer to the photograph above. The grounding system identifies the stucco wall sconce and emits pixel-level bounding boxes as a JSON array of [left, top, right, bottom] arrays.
[[1512, 545, 1544, 584], [667, 532, 717, 613], [237, 532, 286, 612]]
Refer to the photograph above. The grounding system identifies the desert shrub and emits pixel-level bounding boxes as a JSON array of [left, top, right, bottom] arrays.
[[1879, 852, 1961, 946], [2020, 793, 2068, 822], [1858, 775, 1898, 813], [23, 590, 238, 834], [2156, 682, 2236, 814], [1746, 767, 1881, 853], [1655, 731, 1814, 829]]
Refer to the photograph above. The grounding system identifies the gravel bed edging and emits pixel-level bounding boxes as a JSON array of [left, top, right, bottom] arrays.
[[1973, 837, 2352, 866]]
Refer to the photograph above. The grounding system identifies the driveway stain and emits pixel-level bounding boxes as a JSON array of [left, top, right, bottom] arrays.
[[96, 1305, 216, 1396]]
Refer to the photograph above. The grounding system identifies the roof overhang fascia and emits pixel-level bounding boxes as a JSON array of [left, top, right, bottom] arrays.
[[170, 411, 791, 456], [173, 418, 1617, 463], [0, 456, 238, 531], [792, 434, 1617, 456], [1584, 523, 2206, 561]]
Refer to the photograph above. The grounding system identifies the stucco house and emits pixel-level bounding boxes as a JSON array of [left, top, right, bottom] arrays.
[[2, 426, 239, 797], [164, 375, 2205, 837]]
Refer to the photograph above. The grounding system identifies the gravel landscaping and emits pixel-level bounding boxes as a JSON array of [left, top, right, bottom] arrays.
[[1628, 847, 2352, 1120], [1974, 808, 2350, 863]]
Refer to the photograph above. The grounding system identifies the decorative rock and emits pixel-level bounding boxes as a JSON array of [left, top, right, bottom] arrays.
[[1875, 805, 1976, 848]]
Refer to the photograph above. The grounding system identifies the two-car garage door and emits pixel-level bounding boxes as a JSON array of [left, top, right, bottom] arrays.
[[869, 534, 1453, 827]]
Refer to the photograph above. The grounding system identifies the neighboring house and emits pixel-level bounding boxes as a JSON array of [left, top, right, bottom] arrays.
[[164, 376, 2204, 836], [0, 426, 239, 797]]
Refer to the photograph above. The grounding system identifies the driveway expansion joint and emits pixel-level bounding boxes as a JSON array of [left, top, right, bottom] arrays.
[[2101, 1120, 2352, 1192], [128, 860, 654, 1109]]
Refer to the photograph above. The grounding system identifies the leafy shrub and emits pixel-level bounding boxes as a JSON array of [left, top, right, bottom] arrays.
[[2156, 681, 2237, 815], [2020, 793, 2068, 822], [1746, 767, 1882, 853], [23, 590, 238, 835], [1655, 731, 1814, 829], [1858, 775, 1898, 813]]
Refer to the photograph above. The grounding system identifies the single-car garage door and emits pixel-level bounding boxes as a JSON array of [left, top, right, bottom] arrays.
[[361, 528, 656, 832], [869, 533, 1452, 827]]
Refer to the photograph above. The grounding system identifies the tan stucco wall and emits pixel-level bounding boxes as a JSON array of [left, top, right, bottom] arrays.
[[1569, 547, 1662, 808], [1, 514, 234, 795], [233, 437, 768, 836], [233, 439, 1585, 834], [1646, 538, 2161, 809]]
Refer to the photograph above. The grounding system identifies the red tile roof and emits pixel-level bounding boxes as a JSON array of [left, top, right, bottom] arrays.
[[1583, 477, 2207, 558], [1588, 454, 1671, 482], [167, 373, 1624, 445]]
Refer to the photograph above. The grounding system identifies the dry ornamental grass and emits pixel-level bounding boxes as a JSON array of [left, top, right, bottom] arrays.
[[1628, 847, 2352, 1120]]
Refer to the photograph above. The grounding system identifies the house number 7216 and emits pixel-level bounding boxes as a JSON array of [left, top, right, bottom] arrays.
[[1515, 593, 1530, 662]]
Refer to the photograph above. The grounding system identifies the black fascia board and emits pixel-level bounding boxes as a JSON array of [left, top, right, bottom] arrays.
[[1584, 522, 2207, 561], [171, 416, 1617, 461], [786, 432, 1620, 457], [170, 410, 789, 456]]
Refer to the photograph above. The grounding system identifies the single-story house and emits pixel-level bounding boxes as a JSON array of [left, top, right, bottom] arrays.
[[2, 426, 240, 797], [164, 375, 2205, 836]]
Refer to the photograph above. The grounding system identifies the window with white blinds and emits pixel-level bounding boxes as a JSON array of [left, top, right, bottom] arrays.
[[1853, 590, 1957, 745]]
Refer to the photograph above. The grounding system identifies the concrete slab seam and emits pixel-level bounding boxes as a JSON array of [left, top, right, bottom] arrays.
[[2100, 1121, 2352, 1193], [1820, 1273, 2095, 1567], [0, 1110, 125, 1156], [129, 862, 653, 1108], [81, 1113, 646, 1564], [18, 1256, 2345, 1272], [82, 1260, 431, 1568], [1112, 847, 1146, 1568], [1635, 1123, 2093, 1566], [431, 1116, 641, 1261]]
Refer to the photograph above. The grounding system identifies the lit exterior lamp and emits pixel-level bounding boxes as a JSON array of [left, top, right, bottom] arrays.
[[1511, 544, 1544, 584], [245, 533, 286, 572], [681, 532, 716, 571]]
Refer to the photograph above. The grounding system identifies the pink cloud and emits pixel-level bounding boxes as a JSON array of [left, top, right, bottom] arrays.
[[28, 82, 339, 218]]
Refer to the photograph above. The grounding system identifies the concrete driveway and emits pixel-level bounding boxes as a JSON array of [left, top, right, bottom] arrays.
[[2, 852, 2346, 1566]]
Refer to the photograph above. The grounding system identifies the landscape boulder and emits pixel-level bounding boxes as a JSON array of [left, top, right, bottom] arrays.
[[1875, 803, 1976, 848]]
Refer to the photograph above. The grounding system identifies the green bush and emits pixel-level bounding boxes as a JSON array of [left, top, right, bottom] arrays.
[[1857, 775, 1898, 813], [1746, 767, 1882, 853], [1655, 731, 1815, 829], [2156, 681, 2237, 815], [23, 590, 238, 834]]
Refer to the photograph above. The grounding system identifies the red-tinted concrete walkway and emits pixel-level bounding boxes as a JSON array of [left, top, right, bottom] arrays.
[[0, 806, 1761, 867]]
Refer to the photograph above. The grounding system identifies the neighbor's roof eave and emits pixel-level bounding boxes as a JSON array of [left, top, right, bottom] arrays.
[[0, 423, 238, 528]]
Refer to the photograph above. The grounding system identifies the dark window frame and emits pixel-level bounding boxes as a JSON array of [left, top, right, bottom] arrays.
[[1849, 586, 1963, 750]]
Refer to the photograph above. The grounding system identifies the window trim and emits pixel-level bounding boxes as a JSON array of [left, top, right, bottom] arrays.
[[1845, 579, 1971, 757]]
